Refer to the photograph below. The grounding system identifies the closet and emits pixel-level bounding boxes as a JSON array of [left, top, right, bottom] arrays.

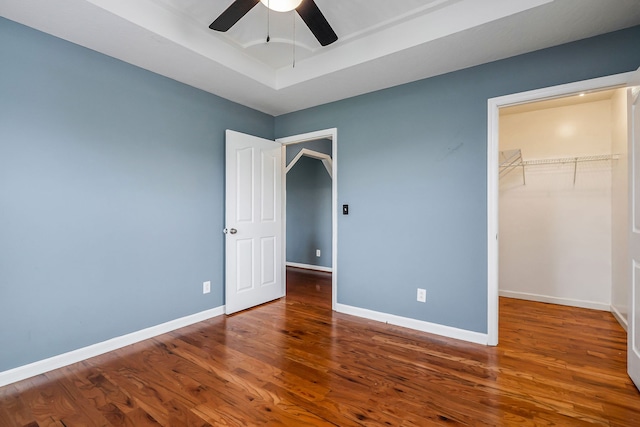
[[498, 88, 629, 325]]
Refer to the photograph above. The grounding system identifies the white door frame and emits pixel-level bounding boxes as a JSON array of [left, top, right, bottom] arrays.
[[277, 128, 338, 310], [487, 72, 634, 345]]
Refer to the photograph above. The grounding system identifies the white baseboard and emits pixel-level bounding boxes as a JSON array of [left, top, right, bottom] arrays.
[[335, 303, 488, 345], [286, 262, 332, 273], [610, 305, 628, 331], [0, 306, 225, 387], [499, 290, 610, 311]]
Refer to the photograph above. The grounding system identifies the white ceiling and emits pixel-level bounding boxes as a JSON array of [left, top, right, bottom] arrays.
[[2, 0, 640, 116], [501, 89, 619, 115]]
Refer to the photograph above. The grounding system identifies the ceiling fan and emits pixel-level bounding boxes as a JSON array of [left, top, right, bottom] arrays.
[[210, 0, 338, 46]]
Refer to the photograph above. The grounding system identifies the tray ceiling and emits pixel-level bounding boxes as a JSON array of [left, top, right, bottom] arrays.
[[2, 0, 640, 115]]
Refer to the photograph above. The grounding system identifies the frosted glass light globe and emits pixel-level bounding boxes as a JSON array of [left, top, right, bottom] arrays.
[[260, 0, 303, 12]]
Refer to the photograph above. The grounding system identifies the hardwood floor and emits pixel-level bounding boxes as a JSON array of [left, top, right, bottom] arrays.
[[1, 267, 639, 426]]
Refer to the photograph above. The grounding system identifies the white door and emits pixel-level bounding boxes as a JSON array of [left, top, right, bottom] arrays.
[[629, 68, 640, 390], [225, 130, 284, 315]]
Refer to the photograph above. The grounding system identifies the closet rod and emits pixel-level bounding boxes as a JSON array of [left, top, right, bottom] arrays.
[[499, 152, 620, 186]]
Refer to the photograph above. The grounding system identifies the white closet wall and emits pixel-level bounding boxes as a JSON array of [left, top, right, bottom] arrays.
[[499, 99, 614, 310]]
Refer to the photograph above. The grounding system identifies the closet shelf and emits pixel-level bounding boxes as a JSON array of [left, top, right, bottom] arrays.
[[499, 150, 620, 185], [520, 153, 620, 166], [499, 149, 525, 182]]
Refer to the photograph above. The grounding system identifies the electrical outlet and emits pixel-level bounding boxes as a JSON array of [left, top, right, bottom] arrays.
[[316, 249, 321, 257], [203, 281, 211, 294], [417, 288, 426, 303]]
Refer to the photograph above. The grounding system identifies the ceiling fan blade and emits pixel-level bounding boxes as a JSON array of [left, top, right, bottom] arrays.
[[296, 0, 338, 46], [210, 0, 260, 32]]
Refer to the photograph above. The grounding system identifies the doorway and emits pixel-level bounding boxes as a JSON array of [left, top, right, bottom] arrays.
[[498, 88, 626, 319], [487, 72, 634, 345], [223, 128, 337, 314], [284, 139, 333, 273], [277, 128, 338, 310]]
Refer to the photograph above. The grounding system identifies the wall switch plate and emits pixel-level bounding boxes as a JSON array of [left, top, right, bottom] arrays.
[[316, 249, 321, 257], [203, 281, 211, 294], [342, 204, 349, 215], [417, 288, 426, 303]]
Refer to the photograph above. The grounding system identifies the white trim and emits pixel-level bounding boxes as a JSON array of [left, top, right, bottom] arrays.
[[286, 148, 333, 178], [487, 96, 500, 346], [0, 306, 225, 387], [335, 303, 488, 345], [278, 128, 338, 311], [286, 262, 333, 273], [611, 304, 629, 331], [331, 132, 338, 311], [278, 129, 336, 145], [499, 290, 611, 312], [487, 71, 634, 347]]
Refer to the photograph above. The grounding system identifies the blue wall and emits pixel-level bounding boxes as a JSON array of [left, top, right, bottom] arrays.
[[275, 26, 640, 333], [286, 154, 332, 268], [2, 14, 640, 373], [0, 17, 273, 371]]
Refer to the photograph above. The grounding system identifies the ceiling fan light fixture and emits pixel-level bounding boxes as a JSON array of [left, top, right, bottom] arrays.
[[260, 0, 302, 12], [211, 0, 337, 47]]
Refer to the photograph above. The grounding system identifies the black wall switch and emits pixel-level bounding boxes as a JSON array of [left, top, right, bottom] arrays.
[[342, 204, 349, 215]]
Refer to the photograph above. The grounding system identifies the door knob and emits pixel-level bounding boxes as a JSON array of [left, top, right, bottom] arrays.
[[223, 228, 238, 234]]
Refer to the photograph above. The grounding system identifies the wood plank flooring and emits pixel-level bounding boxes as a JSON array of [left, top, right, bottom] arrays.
[[1, 267, 639, 426]]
